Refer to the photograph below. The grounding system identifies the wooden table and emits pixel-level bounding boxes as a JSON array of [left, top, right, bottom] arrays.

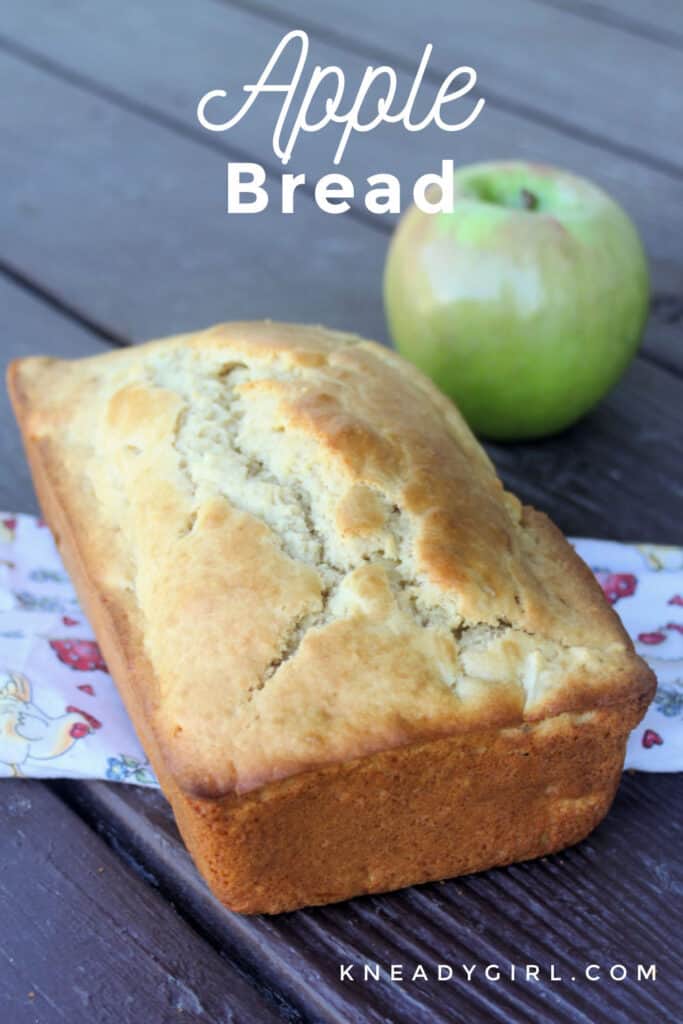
[[1, 2, 682, 1021]]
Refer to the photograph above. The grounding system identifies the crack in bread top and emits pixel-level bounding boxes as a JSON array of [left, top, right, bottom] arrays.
[[22, 322, 649, 796]]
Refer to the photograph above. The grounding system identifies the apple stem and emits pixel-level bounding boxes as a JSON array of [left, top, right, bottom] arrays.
[[520, 188, 539, 211]]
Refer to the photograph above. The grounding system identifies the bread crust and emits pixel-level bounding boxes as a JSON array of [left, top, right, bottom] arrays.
[[7, 323, 655, 913]]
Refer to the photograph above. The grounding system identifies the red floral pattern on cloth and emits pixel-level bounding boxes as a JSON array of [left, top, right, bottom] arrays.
[[0, 515, 680, 782], [49, 638, 108, 673], [0, 513, 156, 785], [574, 539, 683, 769], [594, 571, 637, 606]]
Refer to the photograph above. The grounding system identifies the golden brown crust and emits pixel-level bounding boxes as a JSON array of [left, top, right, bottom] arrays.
[[8, 325, 654, 800], [186, 697, 650, 913]]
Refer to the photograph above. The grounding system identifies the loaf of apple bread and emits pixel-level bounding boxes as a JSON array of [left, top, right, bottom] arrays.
[[8, 321, 654, 913]]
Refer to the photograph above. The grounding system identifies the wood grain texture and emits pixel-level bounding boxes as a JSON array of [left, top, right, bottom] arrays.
[[0, 0, 679, 370], [0, 49, 388, 345], [0, 781, 293, 1024], [0, 3, 681, 1021], [0, 275, 112, 515], [231, 0, 683, 172], [57, 774, 683, 1024], [489, 356, 683, 542], [533, 0, 683, 46], [3, 266, 682, 542], [3, 264, 681, 1019]]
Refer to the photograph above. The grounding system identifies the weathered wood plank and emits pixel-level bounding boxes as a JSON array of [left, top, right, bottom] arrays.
[[3, 255, 681, 1021], [489, 355, 683, 542], [230, 0, 683, 171], [58, 774, 683, 1024], [0, 16, 680, 1023], [1, 275, 114, 514], [9, 0, 682, 179], [1, 10, 680, 1024], [0, 1, 681, 372], [0, 781, 294, 1024], [0, 50, 388, 345], [3, 262, 681, 542], [537, 0, 683, 43]]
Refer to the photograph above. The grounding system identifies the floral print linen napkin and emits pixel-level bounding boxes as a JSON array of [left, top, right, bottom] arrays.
[[0, 514, 680, 785], [0, 514, 156, 785], [572, 538, 682, 771]]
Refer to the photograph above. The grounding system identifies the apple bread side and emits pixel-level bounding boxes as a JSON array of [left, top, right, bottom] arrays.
[[170, 698, 648, 914]]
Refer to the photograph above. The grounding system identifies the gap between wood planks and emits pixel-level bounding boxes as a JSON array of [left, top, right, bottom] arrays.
[[215, 0, 683, 181], [44, 779, 598, 1024], [0, 19, 681, 380], [46, 778, 315, 1024], [0, 18, 679, 380], [50, 775, 683, 1024], [0, 30, 385, 240], [3, 247, 681, 546], [3, 783, 307, 1024], [0, 258, 131, 349], [0, 14, 679, 1018], [0, 63, 681, 376], [0, 785, 283, 1022], [1, 250, 681, 392]]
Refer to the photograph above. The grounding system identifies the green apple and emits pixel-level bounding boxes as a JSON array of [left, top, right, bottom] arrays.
[[384, 161, 649, 440]]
